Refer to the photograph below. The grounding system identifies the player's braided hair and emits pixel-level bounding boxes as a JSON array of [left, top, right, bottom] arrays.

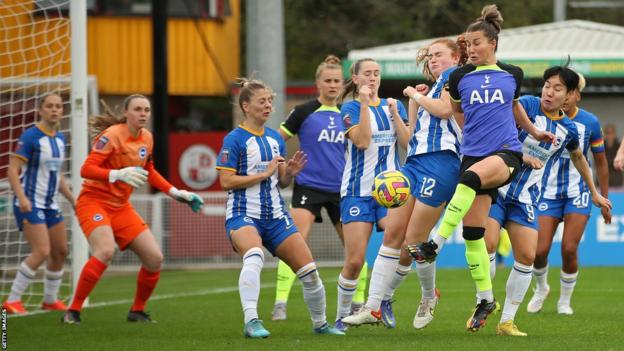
[[89, 94, 147, 139], [339, 58, 376, 102], [466, 4, 503, 51], [315, 54, 342, 80], [235, 77, 275, 116], [416, 36, 468, 81]]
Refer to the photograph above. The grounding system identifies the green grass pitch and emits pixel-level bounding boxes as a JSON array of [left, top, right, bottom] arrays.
[[6, 266, 623, 350]]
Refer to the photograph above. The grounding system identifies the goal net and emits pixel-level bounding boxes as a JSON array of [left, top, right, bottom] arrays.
[[0, 0, 93, 311]]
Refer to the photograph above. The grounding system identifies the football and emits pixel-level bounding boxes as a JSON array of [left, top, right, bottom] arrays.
[[372, 170, 411, 208]]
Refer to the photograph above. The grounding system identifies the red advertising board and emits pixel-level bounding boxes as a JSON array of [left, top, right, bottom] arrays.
[[168, 132, 228, 191], [168, 200, 235, 259], [168, 132, 234, 259]]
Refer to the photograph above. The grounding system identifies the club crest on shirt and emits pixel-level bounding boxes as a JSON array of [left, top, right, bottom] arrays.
[[328, 116, 337, 129], [139, 146, 147, 159], [94, 136, 109, 150], [14, 141, 23, 153], [343, 114, 352, 128], [220, 149, 230, 164]]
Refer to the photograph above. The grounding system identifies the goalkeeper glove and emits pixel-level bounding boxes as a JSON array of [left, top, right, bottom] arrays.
[[109, 167, 148, 188], [169, 188, 204, 213]]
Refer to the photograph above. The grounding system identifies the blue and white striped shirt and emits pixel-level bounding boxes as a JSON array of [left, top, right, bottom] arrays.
[[541, 108, 604, 199], [216, 125, 288, 220], [13, 126, 66, 210], [340, 99, 407, 197], [408, 66, 462, 157], [499, 96, 579, 205]]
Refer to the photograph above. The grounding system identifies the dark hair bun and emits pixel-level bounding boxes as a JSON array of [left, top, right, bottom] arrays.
[[480, 4, 503, 33]]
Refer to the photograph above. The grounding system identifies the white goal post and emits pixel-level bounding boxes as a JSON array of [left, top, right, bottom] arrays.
[[69, 0, 89, 302], [0, 0, 92, 309]]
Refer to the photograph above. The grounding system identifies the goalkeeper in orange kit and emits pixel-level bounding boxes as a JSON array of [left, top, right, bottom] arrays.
[[62, 94, 203, 324]]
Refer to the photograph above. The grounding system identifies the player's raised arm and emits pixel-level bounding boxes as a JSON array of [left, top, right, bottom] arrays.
[[409, 5, 530, 334], [346, 36, 467, 330], [340, 61, 378, 150], [333, 58, 409, 329]]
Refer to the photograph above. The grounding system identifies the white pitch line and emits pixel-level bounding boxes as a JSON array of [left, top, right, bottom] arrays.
[[11, 283, 276, 318], [11, 276, 340, 319]]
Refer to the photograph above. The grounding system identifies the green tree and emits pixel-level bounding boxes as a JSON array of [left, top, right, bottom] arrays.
[[281, 0, 622, 80]]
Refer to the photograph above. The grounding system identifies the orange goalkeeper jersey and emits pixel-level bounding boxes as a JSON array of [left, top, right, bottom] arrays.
[[79, 123, 172, 207]]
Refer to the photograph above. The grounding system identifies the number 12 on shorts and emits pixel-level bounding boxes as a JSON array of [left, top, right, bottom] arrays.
[[420, 177, 436, 197]]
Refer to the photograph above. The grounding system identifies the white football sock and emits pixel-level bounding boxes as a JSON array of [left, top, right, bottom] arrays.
[[501, 261, 533, 323], [7, 261, 36, 302], [432, 233, 447, 253], [416, 261, 437, 299], [297, 262, 326, 328], [533, 264, 549, 292], [336, 274, 358, 319], [476, 289, 494, 303], [383, 263, 411, 300], [44, 269, 64, 304], [558, 270, 578, 306], [365, 245, 400, 311], [239, 248, 264, 324]]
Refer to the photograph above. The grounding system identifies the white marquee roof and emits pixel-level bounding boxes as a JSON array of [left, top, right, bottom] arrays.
[[348, 20, 624, 61]]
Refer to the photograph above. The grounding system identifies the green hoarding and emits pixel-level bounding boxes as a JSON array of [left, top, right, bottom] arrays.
[[343, 58, 624, 79]]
